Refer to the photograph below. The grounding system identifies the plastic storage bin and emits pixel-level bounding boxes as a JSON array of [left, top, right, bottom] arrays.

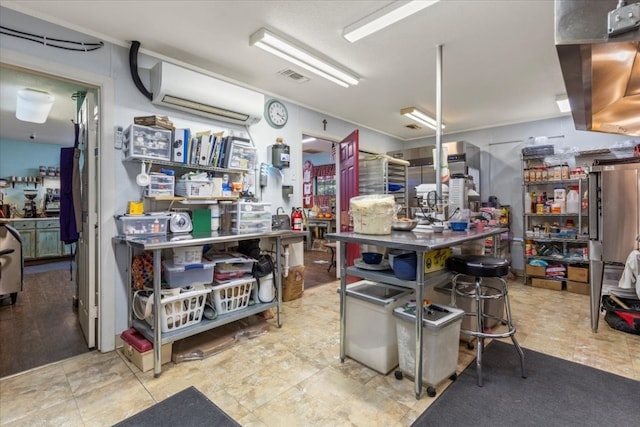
[[349, 195, 396, 235], [209, 277, 255, 314], [123, 124, 172, 161], [145, 173, 175, 197], [115, 214, 169, 236], [172, 246, 203, 265], [232, 201, 272, 233], [343, 280, 413, 374], [393, 304, 464, 394], [162, 260, 215, 288], [175, 179, 213, 198]]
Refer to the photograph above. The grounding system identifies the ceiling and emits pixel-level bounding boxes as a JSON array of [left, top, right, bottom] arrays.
[[1, 1, 568, 147]]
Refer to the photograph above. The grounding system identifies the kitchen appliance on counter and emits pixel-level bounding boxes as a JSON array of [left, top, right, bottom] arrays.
[[388, 141, 481, 212], [23, 190, 38, 218], [588, 158, 640, 332], [45, 188, 61, 217]]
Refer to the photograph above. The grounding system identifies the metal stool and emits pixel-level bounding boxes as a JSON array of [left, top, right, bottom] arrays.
[[448, 254, 526, 386]]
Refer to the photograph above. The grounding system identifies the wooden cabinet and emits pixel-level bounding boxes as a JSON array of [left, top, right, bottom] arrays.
[[8, 219, 70, 260], [10, 221, 36, 259], [36, 220, 61, 258]]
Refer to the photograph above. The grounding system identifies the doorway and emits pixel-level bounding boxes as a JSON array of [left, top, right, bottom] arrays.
[[301, 134, 338, 289], [0, 63, 97, 377]]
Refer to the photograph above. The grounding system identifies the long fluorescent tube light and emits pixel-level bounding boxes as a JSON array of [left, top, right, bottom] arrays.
[[556, 95, 571, 113], [401, 106, 444, 130], [302, 136, 317, 143], [343, 1, 440, 43], [250, 28, 359, 88]]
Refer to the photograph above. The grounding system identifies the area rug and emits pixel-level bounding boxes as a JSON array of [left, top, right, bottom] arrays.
[[412, 341, 639, 427], [113, 386, 240, 427]]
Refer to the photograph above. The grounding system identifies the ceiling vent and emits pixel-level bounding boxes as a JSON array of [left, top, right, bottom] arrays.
[[405, 123, 422, 130], [278, 69, 311, 83]]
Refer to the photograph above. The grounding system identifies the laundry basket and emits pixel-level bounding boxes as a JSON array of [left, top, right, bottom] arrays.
[[133, 287, 210, 333]]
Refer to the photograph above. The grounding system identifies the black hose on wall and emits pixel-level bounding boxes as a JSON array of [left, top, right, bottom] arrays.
[[129, 40, 152, 101]]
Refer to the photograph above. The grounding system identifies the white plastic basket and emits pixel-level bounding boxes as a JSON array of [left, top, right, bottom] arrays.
[[209, 278, 255, 314], [133, 287, 210, 332]]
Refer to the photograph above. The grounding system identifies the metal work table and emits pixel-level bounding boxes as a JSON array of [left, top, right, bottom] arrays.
[[326, 226, 508, 399], [117, 229, 305, 376]]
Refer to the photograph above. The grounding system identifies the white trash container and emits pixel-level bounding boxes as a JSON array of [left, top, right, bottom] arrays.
[[343, 280, 413, 374], [393, 304, 464, 393]]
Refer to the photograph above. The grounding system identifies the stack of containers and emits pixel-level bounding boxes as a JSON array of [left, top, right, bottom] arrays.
[[162, 245, 214, 289], [232, 201, 272, 234], [207, 252, 257, 314]]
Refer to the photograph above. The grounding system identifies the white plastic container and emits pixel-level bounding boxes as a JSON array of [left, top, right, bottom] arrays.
[[344, 280, 413, 374], [349, 194, 396, 235], [394, 304, 464, 387], [162, 260, 215, 288], [566, 188, 580, 214], [172, 245, 203, 265], [554, 188, 566, 213]]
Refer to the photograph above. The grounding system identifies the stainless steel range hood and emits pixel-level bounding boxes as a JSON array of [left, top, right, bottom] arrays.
[[556, 0, 640, 136]]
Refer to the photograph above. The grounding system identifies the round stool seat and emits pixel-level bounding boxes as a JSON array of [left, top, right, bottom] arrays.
[[447, 254, 509, 278]]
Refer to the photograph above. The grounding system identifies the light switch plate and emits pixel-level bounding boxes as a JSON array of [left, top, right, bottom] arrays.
[[114, 126, 123, 149]]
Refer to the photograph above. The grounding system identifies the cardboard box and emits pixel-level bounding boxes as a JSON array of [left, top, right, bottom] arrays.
[[531, 277, 563, 291], [568, 266, 589, 283], [283, 265, 304, 301], [566, 280, 590, 295], [424, 248, 452, 273], [526, 264, 547, 277], [122, 341, 172, 372]]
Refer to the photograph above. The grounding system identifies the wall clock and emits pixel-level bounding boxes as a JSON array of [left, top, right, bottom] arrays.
[[265, 99, 288, 129]]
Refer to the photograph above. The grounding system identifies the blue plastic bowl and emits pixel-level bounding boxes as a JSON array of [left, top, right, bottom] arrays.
[[450, 222, 468, 231], [392, 253, 417, 280], [362, 252, 383, 264]]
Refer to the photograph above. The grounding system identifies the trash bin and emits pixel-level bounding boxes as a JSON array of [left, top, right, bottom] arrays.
[[431, 279, 504, 345], [393, 304, 464, 395], [343, 280, 413, 374]]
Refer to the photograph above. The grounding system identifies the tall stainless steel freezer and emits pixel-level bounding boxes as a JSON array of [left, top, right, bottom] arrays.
[[588, 158, 640, 332], [387, 140, 481, 209]]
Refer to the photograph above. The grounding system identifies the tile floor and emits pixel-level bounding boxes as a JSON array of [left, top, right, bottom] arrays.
[[1, 279, 639, 426]]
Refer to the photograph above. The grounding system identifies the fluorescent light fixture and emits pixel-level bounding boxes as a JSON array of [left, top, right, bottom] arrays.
[[16, 88, 55, 124], [250, 28, 359, 88], [343, 0, 440, 43], [302, 136, 317, 143], [556, 95, 571, 113], [401, 106, 444, 130]]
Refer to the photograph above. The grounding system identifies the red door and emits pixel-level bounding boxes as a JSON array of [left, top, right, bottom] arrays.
[[339, 130, 359, 267]]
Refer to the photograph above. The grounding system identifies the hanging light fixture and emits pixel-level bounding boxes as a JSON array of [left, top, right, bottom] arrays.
[[401, 106, 444, 130], [16, 88, 55, 124], [250, 28, 359, 88]]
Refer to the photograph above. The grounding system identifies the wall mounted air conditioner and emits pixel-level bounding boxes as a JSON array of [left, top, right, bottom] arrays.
[[150, 62, 264, 126]]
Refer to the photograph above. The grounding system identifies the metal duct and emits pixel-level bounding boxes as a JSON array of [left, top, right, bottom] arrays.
[[555, 0, 640, 136]]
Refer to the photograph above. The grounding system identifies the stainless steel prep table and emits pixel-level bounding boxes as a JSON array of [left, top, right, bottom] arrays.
[[326, 227, 508, 399], [117, 229, 305, 376]]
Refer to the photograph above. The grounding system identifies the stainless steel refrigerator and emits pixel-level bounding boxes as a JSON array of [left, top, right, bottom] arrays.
[[588, 158, 640, 332], [387, 140, 481, 208]]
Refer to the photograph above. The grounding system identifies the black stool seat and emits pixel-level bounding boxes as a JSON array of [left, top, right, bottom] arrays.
[[447, 254, 509, 278], [449, 254, 525, 387]]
